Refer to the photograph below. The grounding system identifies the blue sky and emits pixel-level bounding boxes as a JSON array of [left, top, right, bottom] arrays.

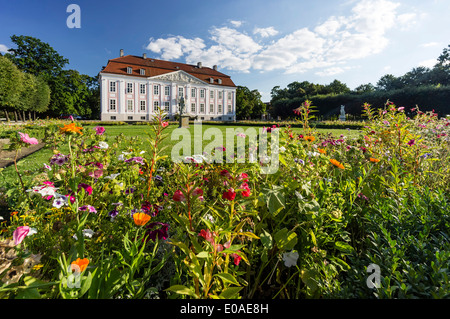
[[1, 0, 449, 101]]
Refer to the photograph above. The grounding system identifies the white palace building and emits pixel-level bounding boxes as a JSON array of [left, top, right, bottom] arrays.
[[99, 50, 237, 122]]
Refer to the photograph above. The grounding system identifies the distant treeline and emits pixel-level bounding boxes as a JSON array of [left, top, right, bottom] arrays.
[[269, 44, 450, 120]]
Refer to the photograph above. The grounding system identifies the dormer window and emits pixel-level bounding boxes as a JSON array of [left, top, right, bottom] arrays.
[[209, 78, 214, 83], [140, 68, 145, 75], [127, 67, 132, 74], [218, 79, 222, 85]]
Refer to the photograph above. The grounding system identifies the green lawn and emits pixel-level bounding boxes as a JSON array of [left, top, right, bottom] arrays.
[[0, 123, 361, 187]]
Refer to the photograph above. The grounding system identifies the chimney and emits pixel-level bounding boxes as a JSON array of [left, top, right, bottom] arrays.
[[197, 62, 202, 68], [120, 49, 124, 57], [213, 65, 217, 71], [143, 53, 147, 59]]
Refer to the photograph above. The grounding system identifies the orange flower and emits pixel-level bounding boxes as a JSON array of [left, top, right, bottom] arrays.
[[369, 158, 380, 163], [71, 258, 89, 272], [330, 158, 345, 169], [318, 148, 326, 154], [60, 123, 83, 135], [133, 212, 151, 226], [304, 136, 315, 142]]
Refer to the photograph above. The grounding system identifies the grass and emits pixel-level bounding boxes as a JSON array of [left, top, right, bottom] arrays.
[[0, 123, 360, 188]]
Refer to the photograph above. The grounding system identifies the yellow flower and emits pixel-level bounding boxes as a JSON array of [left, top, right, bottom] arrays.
[[60, 123, 83, 135], [330, 158, 345, 169], [369, 158, 380, 163], [304, 136, 315, 142], [133, 212, 151, 226]]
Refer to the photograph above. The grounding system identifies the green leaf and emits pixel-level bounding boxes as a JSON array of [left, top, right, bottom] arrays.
[[219, 286, 243, 299], [262, 186, 285, 216], [334, 241, 355, 254], [15, 288, 41, 299], [196, 251, 210, 258], [214, 273, 240, 286], [274, 228, 297, 250], [260, 229, 273, 250], [166, 285, 198, 298]]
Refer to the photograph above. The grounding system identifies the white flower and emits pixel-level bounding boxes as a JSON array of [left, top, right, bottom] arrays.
[[307, 151, 319, 157], [282, 250, 299, 267], [43, 163, 52, 171], [28, 228, 38, 236], [99, 141, 109, 149], [82, 229, 94, 238], [140, 151, 146, 154], [105, 173, 120, 180], [118, 154, 125, 161], [280, 146, 286, 153], [52, 197, 66, 208], [204, 214, 215, 224]]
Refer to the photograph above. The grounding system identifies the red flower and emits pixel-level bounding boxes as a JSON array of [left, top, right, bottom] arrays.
[[172, 190, 185, 202], [237, 173, 249, 182], [198, 229, 215, 245], [222, 189, 236, 201], [240, 183, 251, 197], [231, 253, 242, 266]]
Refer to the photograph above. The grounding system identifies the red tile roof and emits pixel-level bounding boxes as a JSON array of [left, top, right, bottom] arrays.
[[100, 55, 236, 87]]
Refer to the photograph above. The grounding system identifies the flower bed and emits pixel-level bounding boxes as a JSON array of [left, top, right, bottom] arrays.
[[0, 102, 449, 299]]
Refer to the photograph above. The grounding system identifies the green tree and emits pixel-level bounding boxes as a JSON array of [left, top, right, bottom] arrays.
[[0, 56, 23, 121], [5, 35, 69, 78], [376, 74, 404, 91], [354, 83, 375, 94], [325, 79, 351, 95], [236, 86, 266, 120]]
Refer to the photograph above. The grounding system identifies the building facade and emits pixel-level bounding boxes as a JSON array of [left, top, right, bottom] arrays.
[[99, 51, 237, 122]]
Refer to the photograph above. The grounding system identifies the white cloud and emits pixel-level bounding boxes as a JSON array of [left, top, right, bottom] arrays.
[[418, 59, 437, 68], [420, 42, 440, 48], [230, 20, 243, 28], [253, 26, 279, 38], [145, 0, 417, 75], [0, 44, 9, 54]]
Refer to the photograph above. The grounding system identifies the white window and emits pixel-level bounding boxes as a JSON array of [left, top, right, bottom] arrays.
[[140, 84, 146, 95], [191, 103, 196, 113], [154, 85, 159, 95], [200, 103, 205, 113], [110, 82, 116, 93], [210, 90, 214, 99], [109, 99, 116, 111], [127, 67, 132, 74], [218, 104, 222, 113], [228, 92, 232, 100], [209, 104, 214, 113], [219, 91, 223, 100], [127, 83, 133, 94], [140, 100, 146, 111], [228, 104, 232, 113], [200, 89, 205, 98], [165, 86, 170, 96], [127, 100, 133, 112], [140, 69, 145, 76], [191, 88, 196, 98], [178, 87, 184, 98], [164, 102, 170, 112], [153, 101, 159, 111]]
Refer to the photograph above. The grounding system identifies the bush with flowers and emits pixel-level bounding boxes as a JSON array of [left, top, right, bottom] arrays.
[[0, 100, 449, 299]]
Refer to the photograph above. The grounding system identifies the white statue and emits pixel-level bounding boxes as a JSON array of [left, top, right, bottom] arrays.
[[339, 105, 346, 121]]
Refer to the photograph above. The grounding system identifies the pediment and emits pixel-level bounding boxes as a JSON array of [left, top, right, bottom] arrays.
[[149, 70, 206, 85]]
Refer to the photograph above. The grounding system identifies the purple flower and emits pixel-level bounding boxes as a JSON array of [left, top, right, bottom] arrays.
[[125, 157, 144, 164], [95, 126, 105, 135], [144, 222, 169, 241], [407, 139, 415, 146], [108, 210, 119, 218]]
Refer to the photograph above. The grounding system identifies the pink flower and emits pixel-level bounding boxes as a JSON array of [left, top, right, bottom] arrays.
[[13, 226, 30, 246], [18, 132, 38, 145], [398, 107, 405, 112], [88, 169, 104, 178], [237, 173, 249, 182], [222, 189, 236, 201], [407, 139, 415, 146], [198, 229, 215, 244], [173, 190, 186, 202], [192, 188, 204, 201], [161, 121, 169, 128], [95, 126, 105, 135], [78, 183, 93, 196]]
